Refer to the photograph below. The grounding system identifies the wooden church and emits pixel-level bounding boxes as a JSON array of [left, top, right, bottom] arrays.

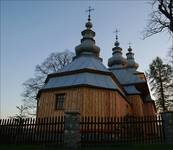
[[36, 11, 156, 118]]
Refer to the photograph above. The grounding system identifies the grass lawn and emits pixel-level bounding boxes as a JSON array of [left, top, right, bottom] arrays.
[[0, 144, 173, 150]]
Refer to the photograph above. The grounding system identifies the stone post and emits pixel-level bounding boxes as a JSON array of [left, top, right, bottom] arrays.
[[64, 111, 81, 149], [161, 111, 173, 144]]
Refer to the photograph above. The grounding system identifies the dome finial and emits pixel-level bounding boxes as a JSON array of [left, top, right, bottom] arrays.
[[128, 42, 132, 52], [128, 42, 131, 48], [75, 7, 100, 57], [113, 29, 120, 47], [86, 6, 94, 22], [85, 6, 94, 29], [115, 29, 119, 41], [108, 29, 127, 68]]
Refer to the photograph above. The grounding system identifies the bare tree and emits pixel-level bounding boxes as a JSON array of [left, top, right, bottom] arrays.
[[22, 50, 74, 116], [167, 47, 173, 66], [10, 105, 28, 120], [143, 0, 173, 38]]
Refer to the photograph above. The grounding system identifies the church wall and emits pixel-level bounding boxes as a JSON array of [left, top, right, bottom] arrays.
[[127, 95, 144, 116], [37, 87, 83, 118], [115, 93, 132, 117], [143, 102, 156, 116], [82, 87, 116, 117], [37, 87, 130, 118]]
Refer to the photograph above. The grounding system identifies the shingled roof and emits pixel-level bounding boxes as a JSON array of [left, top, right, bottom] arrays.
[[38, 14, 125, 97], [109, 68, 145, 85], [42, 72, 120, 91], [58, 54, 108, 73]]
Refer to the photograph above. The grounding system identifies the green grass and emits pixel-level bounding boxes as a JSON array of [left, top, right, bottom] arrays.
[[0, 144, 173, 150]]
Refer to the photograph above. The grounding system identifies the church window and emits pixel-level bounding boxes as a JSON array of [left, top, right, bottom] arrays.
[[55, 93, 65, 110]]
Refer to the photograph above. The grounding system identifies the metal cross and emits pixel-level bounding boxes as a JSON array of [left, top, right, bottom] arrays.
[[86, 6, 94, 16], [128, 42, 132, 48], [86, 6, 94, 21]]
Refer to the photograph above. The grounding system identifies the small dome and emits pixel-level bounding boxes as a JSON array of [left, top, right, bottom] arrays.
[[85, 21, 93, 29], [75, 40, 100, 56], [127, 46, 132, 52], [126, 46, 139, 70], [114, 41, 120, 47], [108, 34, 127, 68]]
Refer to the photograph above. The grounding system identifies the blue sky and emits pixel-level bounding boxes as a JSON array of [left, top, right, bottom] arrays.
[[0, 0, 172, 118]]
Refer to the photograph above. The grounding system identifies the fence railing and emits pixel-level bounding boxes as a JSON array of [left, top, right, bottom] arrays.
[[0, 116, 64, 144], [0, 115, 164, 145], [80, 116, 164, 145]]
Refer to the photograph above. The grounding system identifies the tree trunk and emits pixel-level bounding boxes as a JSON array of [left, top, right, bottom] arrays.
[[159, 68, 166, 112], [170, 21, 173, 33], [169, 0, 173, 33]]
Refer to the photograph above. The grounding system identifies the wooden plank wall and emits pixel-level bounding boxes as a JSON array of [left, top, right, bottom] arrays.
[[127, 95, 144, 116], [37, 87, 131, 118], [116, 93, 132, 117], [143, 102, 156, 116], [82, 87, 116, 117]]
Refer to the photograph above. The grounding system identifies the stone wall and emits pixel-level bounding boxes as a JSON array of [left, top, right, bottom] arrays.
[[64, 111, 80, 149]]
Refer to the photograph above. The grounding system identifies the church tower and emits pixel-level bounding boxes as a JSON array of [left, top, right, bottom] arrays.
[[125, 45, 139, 72], [37, 8, 130, 118], [108, 30, 127, 69], [36, 8, 156, 118]]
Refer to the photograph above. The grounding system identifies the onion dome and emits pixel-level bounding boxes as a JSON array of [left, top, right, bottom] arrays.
[[126, 45, 139, 70], [108, 31, 127, 68], [75, 12, 100, 57]]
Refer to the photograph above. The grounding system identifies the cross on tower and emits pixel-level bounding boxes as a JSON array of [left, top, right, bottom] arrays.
[[128, 42, 133, 52], [86, 6, 94, 21], [128, 42, 132, 48]]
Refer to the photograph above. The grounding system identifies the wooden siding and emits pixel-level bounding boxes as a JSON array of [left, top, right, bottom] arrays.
[[37, 87, 131, 118], [127, 95, 144, 116], [143, 102, 156, 116], [116, 93, 132, 117]]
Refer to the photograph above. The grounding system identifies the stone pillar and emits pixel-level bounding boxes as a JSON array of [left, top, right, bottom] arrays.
[[161, 111, 173, 144], [64, 111, 81, 149]]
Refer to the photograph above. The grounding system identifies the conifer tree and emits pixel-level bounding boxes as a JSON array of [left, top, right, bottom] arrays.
[[147, 57, 173, 112]]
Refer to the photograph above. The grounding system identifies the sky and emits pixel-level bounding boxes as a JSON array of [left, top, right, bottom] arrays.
[[0, 0, 172, 118]]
